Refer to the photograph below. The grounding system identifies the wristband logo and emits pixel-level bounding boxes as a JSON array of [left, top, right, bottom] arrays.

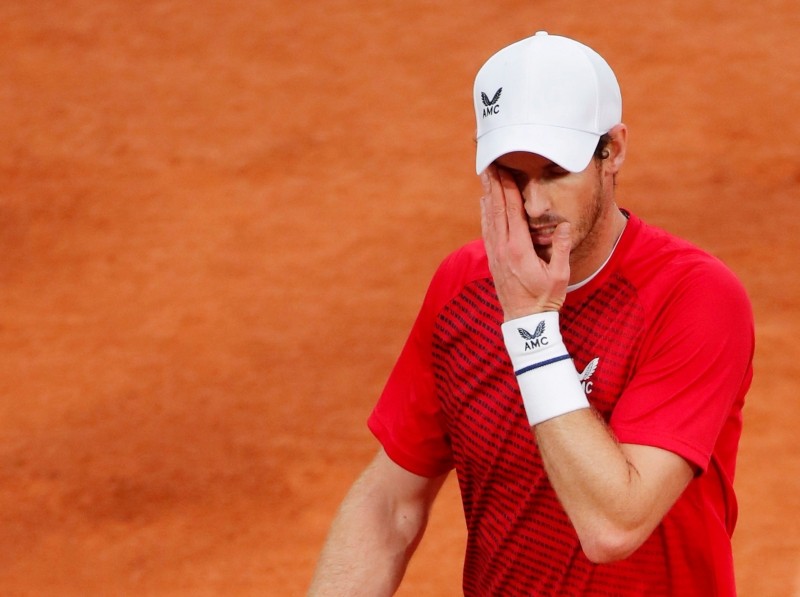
[[517, 321, 548, 351]]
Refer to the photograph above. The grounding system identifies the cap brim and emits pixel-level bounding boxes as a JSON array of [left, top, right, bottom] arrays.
[[475, 124, 601, 174]]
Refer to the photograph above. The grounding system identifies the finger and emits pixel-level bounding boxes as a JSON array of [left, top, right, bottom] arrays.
[[480, 165, 508, 244], [479, 170, 492, 241], [496, 167, 530, 250], [480, 167, 492, 196], [548, 221, 573, 283], [480, 191, 493, 248]]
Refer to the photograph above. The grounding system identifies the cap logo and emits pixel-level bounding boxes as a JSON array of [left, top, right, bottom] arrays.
[[480, 87, 502, 118]]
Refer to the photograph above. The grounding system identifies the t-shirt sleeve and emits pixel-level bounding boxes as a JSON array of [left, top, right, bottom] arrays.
[[610, 258, 754, 473], [367, 248, 478, 478]]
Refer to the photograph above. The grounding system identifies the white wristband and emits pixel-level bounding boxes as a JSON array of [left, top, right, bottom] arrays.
[[501, 312, 590, 426]]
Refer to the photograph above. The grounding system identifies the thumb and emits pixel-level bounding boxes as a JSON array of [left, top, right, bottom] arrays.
[[550, 222, 572, 276]]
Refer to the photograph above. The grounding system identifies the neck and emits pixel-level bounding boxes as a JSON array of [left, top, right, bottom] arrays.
[[568, 206, 627, 286]]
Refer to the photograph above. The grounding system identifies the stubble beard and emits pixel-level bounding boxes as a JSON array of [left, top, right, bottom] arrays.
[[531, 169, 607, 266], [567, 174, 607, 268]]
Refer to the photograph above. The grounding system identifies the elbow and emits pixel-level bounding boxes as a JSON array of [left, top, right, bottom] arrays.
[[576, 523, 650, 564], [394, 504, 430, 556]]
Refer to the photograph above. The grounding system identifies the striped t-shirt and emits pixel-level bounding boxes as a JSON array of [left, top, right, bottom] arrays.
[[369, 211, 754, 596]]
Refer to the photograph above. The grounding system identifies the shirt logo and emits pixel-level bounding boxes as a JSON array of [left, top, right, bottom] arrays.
[[481, 87, 502, 118], [580, 357, 600, 394], [517, 321, 547, 351]]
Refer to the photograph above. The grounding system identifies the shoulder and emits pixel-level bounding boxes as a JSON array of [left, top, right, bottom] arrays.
[[621, 213, 751, 315], [425, 239, 491, 305], [616, 214, 754, 357], [436, 238, 489, 276]]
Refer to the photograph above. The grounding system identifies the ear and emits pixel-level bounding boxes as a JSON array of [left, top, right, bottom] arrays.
[[604, 123, 628, 175]]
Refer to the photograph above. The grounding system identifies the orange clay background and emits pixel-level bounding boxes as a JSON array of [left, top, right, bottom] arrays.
[[1, 2, 799, 596]]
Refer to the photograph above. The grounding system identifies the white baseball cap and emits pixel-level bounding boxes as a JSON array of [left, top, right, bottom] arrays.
[[474, 31, 622, 174]]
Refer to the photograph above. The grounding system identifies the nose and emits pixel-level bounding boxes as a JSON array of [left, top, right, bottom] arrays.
[[521, 179, 551, 219]]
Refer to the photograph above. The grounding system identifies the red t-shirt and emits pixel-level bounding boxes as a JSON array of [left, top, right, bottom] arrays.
[[368, 212, 754, 596]]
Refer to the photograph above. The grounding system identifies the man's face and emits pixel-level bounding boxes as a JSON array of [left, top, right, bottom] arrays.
[[493, 151, 611, 267]]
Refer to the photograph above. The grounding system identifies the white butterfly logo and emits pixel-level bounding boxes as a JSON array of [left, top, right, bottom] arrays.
[[580, 357, 599, 382]]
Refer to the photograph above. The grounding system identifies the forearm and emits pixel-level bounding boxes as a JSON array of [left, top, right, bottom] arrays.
[[308, 452, 443, 596], [308, 483, 421, 596], [500, 313, 646, 550], [534, 408, 692, 563], [534, 409, 647, 561], [498, 310, 692, 561]]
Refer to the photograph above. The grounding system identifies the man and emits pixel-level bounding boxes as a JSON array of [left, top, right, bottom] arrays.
[[308, 31, 754, 596]]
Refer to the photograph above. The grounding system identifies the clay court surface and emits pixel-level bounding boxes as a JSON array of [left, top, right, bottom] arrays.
[[1, 1, 799, 595]]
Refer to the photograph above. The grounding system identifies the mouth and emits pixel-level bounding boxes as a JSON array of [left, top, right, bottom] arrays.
[[529, 226, 557, 246]]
